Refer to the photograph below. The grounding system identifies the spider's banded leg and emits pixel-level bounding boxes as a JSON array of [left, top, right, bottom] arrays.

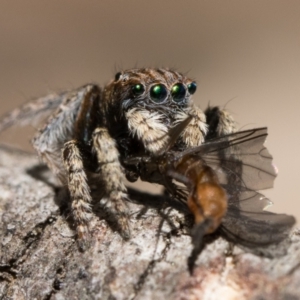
[[0, 92, 64, 133], [92, 128, 130, 239], [204, 106, 236, 140], [63, 140, 93, 249]]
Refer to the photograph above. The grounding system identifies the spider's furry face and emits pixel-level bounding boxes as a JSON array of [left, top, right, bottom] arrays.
[[101, 68, 205, 155]]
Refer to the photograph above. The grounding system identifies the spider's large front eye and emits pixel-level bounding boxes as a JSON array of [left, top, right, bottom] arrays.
[[132, 84, 145, 96], [171, 83, 186, 103], [150, 84, 168, 103], [187, 82, 197, 95]]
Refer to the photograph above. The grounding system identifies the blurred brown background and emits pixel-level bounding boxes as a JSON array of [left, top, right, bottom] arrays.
[[0, 1, 299, 223]]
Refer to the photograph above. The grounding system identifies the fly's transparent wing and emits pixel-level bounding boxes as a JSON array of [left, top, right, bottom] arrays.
[[170, 127, 275, 203], [180, 128, 277, 205], [230, 188, 272, 211], [195, 128, 277, 191], [221, 204, 296, 247], [221, 187, 295, 247], [174, 127, 295, 246]]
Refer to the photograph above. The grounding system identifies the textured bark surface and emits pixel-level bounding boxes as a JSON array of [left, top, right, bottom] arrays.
[[0, 145, 299, 300]]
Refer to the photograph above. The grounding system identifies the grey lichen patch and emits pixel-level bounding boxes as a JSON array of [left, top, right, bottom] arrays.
[[0, 145, 299, 300]]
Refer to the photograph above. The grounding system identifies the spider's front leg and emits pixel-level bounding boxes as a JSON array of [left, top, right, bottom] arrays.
[[92, 127, 131, 239], [63, 140, 93, 249], [61, 84, 129, 245]]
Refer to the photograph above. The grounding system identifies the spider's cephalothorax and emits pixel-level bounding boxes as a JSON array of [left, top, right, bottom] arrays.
[[102, 68, 209, 155], [0, 68, 236, 248]]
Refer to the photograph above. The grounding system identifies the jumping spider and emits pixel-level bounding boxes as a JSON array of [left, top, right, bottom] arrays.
[[0, 68, 294, 253]]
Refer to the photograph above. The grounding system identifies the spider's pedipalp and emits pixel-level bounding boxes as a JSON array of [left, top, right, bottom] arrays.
[[174, 105, 208, 147]]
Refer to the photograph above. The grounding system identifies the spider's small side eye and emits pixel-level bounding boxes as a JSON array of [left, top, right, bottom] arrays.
[[115, 72, 122, 81], [171, 83, 186, 103], [149, 84, 168, 103], [132, 84, 145, 96], [187, 82, 197, 95]]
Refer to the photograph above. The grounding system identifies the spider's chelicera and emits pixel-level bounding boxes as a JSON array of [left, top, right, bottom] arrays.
[[0, 68, 295, 261]]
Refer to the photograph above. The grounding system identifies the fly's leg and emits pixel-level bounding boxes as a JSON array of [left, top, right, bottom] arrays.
[[92, 127, 131, 239], [205, 106, 236, 140], [63, 140, 92, 250], [0, 92, 65, 133]]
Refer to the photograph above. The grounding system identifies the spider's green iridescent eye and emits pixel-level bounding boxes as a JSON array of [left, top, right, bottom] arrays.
[[187, 82, 197, 95], [150, 84, 168, 103], [132, 84, 145, 96], [171, 83, 186, 103]]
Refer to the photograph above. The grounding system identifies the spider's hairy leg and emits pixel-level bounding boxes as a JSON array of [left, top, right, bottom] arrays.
[[0, 92, 65, 132], [92, 127, 130, 239], [63, 140, 93, 250], [205, 106, 236, 140]]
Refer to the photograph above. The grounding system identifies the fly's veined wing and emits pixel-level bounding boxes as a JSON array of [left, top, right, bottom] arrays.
[[175, 126, 295, 247], [169, 127, 276, 208], [180, 128, 277, 197], [203, 127, 276, 191], [227, 187, 272, 211], [220, 202, 296, 247], [222, 187, 295, 247]]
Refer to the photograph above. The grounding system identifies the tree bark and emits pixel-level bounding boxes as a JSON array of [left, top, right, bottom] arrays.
[[0, 145, 299, 300]]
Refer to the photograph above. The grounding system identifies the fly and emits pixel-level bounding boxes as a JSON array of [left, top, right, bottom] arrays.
[[123, 119, 296, 273]]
